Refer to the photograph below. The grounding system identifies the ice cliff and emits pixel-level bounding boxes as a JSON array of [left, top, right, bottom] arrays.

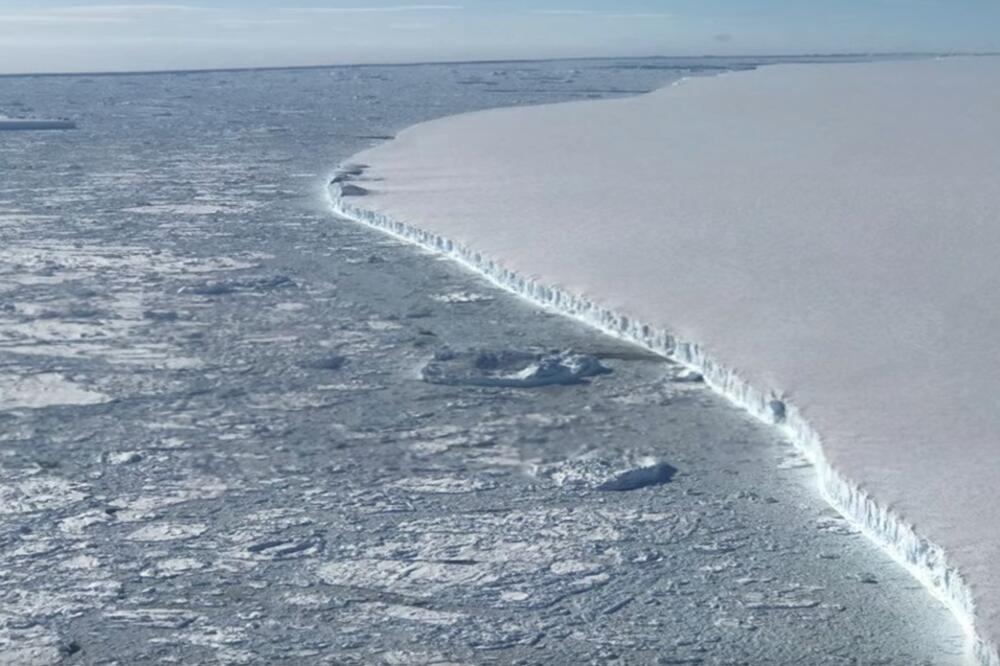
[[327, 57, 1000, 664]]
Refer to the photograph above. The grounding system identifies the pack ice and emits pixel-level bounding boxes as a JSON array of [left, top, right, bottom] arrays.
[[329, 57, 1000, 663]]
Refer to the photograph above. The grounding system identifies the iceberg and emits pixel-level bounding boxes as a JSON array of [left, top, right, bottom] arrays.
[[328, 56, 1000, 664]]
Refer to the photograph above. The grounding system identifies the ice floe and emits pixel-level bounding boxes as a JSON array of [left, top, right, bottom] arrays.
[[421, 348, 610, 388], [0, 372, 110, 410]]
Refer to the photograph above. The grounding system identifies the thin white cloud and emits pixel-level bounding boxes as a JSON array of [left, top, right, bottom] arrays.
[[530, 9, 671, 19], [45, 4, 205, 14], [530, 9, 600, 14], [0, 4, 205, 24], [0, 14, 133, 24], [211, 18, 305, 27], [283, 5, 463, 13]]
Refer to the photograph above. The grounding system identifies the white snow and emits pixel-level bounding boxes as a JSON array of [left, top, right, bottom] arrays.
[[329, 57, 1000, 664], [0, 372, 110, 410], [126, 523, 208, 542]]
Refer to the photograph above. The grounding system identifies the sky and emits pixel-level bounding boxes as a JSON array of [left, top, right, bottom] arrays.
[[0, 0, 998, 74]]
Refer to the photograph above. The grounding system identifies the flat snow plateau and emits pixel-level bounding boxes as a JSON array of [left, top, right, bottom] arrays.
[[333, 57, 1000, 661]]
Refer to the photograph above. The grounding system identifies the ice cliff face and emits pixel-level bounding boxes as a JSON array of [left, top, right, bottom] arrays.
[[328, 176, 996, 665]]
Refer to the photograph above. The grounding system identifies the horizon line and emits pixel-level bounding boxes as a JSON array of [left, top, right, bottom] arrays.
[[1, 50, 986, 79]]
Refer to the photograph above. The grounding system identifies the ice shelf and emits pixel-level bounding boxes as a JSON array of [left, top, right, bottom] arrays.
[[328, 57, 1000, 664]]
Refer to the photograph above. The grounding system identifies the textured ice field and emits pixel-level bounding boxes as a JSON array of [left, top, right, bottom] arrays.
[[332, 57, 1000, 662], [0, 57, 968, 664]]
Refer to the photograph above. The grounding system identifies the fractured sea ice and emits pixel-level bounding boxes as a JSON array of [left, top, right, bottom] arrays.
[[421, 348, 610, 388], [0, 372, 109, 410], [531, 453, 677, 492]]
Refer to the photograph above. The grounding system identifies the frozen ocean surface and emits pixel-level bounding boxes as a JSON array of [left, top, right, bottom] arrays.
[[0, 56, 970, 664], [331, 56, 1000, 663]]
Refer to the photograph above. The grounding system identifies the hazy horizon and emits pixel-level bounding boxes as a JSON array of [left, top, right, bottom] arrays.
[[0, 50, 968, 79], [1, 1, 999, 75]]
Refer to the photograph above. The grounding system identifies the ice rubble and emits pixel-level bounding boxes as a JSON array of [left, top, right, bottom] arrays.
[[328, 57, 1000, 664], [0, 373, 110, 410], [531, 453, 677, 492], [421, 348, 610, 388]]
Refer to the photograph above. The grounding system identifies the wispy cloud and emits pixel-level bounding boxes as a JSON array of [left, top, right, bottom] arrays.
[[48, 4, 202, 11], [45, 4, 204, 15], [211, 17, 306, 28], [530, 9, 600, 14], [0, 14, 130, 24], [283, 5, 463, 13], [0, 3, 463, 28], [0, 4, 204, 24], [530, 9, 671, 19]]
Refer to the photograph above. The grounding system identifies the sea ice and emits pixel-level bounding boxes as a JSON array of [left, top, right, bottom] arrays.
[[421, 348, 610, 388], [530, 453, 676, 492], [0, 372, 109, 410]]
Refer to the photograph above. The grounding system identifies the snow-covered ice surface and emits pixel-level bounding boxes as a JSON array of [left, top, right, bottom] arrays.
[[331, 56, 1000, 663], [0, 56, 970, 663]]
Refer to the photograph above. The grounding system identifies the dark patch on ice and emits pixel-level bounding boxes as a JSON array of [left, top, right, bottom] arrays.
[[247, 538, 293, 554], [306, 354, 347, 371], [31, 306, 103, 319], [422, 348, 611, 388], [597, 462, 677, 491], [143, 309, 180, 322], [340, 163, 367, 175], [249, 537, 323, 558], [673, 369, 704, 383], [406, 307, 434, 319], [340, 184, 370, 197], [769, 400, 787, 424], [0, 119, 77, 131], [584, 346, 667, 363], [331, 162, 370, 186], [180, 275, 296, 296]]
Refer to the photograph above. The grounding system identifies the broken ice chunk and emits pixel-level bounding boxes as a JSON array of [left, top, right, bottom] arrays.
[[421, 349, 610, 388], [597, 462, 677, 491]]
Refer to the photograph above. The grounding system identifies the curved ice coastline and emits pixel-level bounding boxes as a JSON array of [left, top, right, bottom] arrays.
[[327, 175, 997, 666]]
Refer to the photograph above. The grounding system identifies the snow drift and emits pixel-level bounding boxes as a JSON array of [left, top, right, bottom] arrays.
[[328, 57, 1000, 663]]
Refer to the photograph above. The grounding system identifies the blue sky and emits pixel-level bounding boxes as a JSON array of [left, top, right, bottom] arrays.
[[0, 1, 997, 74]]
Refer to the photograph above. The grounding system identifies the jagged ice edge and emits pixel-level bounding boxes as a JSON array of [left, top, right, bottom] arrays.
[[326, 178, 997, 666]]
